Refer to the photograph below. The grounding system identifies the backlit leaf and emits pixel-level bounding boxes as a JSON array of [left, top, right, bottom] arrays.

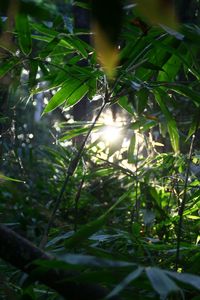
[[43, 78, 89, 114], [154, 89, 179, 152]]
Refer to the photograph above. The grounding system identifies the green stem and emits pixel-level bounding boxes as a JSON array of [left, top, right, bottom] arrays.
[[175, 134, 195, 271]]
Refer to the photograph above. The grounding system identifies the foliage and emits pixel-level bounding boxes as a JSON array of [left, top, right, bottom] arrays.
[[0, 0, 200, 299]]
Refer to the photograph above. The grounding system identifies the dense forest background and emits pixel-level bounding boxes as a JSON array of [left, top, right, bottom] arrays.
[[1, 0, 200, 299]]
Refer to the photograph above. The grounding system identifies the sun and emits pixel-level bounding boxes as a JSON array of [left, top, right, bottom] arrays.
[[101, 125, 121, 143]]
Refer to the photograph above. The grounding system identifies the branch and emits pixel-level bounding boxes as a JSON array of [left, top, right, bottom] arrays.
[[0, 224, 120, 300]]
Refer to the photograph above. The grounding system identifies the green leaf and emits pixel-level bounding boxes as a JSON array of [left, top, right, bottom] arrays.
[[128, 134, 136, 163], [163, 83, 200, 106], [151, 37, 200, 80], [35, 255, 135, 272], [43, 78, 89, 114], [59, 254, 135, 268], [67, 81, 89, 106], [131, 222, 141, 237], [31, 22, 91, 57], [69, 37, 88, 58], [0, 173, 25, 183], [43, 79, 80, 114], [46, 231, 74, 247], [106, 267, 144, 298], [38, 61, 49, 76], [30, 22, 58, 38], [39, 36, 61, 59], [29, 59, 38, 88], [0, 58, 19, 78], [158, 54, 181, 82], [166, 270, 200, 291], [64, 190, 131, 248], [92, 168, 114, 177], [60, 124, 102, 141], [154, 89, 179, 152], [160, 25, 184, 40], [74, 1, 90, 9], [118, 96, 134, 115], [136, 88, 149, 114], [130, 118, 157, 132], [142, 61, 163, 71], [186, 111, 200, 141], [146, 267, 180, 298], [15, 14, 32, 55], [64, 215, 107, 249]]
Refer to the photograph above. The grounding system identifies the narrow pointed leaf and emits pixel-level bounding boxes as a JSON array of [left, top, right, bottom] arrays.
[[0, 58, 19, 78], [146, 267, 180, 298], [29, 59, 38, 88], [166, 270, 200, 291], [128, 134, 136, 163], [154, 89, 179, 152], [43, 78, 89, 114], [39, 36, 60, 59], [67, 82, 89, 106], [15, 14, 32, 55], [64, 215, 106, 249], [107, 267, 144, 298], [59, 254, 135, 268], [163, 83, 200, 106], [64, 190, 131, 248], [0, 173, 24, 183]]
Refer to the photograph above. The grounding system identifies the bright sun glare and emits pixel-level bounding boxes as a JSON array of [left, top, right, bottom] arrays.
[[90, 109, 123, 147], [102, 126, 121, 143]]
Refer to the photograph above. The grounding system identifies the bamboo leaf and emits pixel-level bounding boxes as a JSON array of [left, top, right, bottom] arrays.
[[0, 173, 24, 183], [128, 134, 136, 163], [15, 14, 32, 55], [162, 83, 200, 106], [146, 267, 180, 298], [43, 78, 89, 114], [166, 270, 200, 291], [0, 58, 19, 78], [67, 82, 89, 106], [154, 89, 179, 153], [107, 267, 144, 298], [39, 36, 61, 59], [60, 124, 102, 141], [64, 190, 131, 248]]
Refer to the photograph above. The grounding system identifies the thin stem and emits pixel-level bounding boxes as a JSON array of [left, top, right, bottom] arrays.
[[135, 143, 140, 221], [74, 175, 85, 232], [131, 142, 139, 224], [175, 134, 195, 270], [39, 101, 107, 248]]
